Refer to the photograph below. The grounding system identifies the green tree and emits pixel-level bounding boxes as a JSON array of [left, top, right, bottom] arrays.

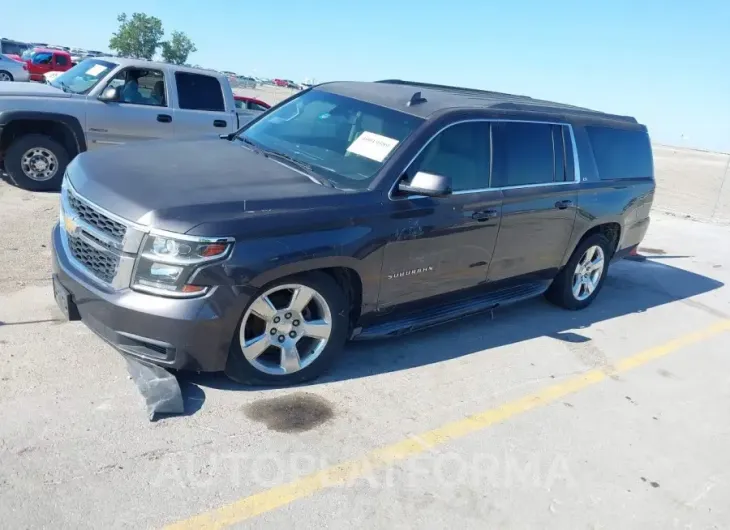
[[109, 12, 164, 60], [161, 31, 197, 65]]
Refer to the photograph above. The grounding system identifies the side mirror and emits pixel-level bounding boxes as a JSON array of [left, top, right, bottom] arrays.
[[98, 86, 121, 102], [397, 171, 452, 198]]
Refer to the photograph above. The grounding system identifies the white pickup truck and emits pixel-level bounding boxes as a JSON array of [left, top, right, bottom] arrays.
[[0, 57, 269, 190]]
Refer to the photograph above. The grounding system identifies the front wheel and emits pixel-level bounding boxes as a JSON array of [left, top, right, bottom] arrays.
[[545, 234, 611, 310], [225, 272, 350, 386], [0, 71, 13, 82], [4, 134, 69, 191]]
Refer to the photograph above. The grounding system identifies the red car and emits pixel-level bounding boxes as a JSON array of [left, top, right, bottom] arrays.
[[20, 48, 73, 82], [234, 95, 271, 112]]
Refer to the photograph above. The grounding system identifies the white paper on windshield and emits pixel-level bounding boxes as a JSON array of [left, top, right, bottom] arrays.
[[346, 131, 399, 162], [85, 64, 107, 76]]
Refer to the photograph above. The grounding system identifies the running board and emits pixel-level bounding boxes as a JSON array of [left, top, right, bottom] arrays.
[[353, 281, 550, 341]]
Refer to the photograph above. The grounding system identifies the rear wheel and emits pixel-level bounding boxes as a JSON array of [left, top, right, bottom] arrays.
[[5, 134, 69, 191], [545, 234, 611, 310], [0, 71, 13, 82], [225, 272, 349, 386]]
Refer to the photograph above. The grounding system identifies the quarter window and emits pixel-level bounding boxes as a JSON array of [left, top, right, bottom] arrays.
[[586, 126, 653, 180], [408, 122, 490, 192], [491, 122, 556, 187], [175, 72, 225, 112]]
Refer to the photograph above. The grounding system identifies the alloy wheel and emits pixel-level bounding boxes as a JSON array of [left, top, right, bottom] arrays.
[[239, 284, 333, 375], [572, 245, 605, 301]]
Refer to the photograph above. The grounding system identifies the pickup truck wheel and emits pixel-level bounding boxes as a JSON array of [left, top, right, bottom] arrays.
[[4, 134, 69, 191], [225, 272, 349, 386], [545, 234, 611, 310]]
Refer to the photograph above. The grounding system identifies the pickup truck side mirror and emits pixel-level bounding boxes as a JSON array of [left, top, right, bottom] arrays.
[[397, 171, 452, 198], [98, 86, 121, 103]]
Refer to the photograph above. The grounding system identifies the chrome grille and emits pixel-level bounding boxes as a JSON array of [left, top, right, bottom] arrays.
[[67, 191, 126, 241], [68, 236, 119, 284]]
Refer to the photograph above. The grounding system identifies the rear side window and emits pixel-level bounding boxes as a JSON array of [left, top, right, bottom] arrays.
[[491, 122, 555, 187], [55, 54, 69, 66], [586, 126, 653, 180], [175, 72, 225, 112]]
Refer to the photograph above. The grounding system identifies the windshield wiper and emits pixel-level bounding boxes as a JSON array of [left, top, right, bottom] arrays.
[[261, 148, 334, 187]]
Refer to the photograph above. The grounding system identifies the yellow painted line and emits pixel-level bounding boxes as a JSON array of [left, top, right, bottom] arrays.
[[165, 319, 730, 530]]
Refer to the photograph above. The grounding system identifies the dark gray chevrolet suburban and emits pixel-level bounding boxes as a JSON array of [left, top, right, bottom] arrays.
[[51, 80, 655, 385]]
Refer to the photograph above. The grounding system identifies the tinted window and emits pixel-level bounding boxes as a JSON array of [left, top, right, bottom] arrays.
[[55, 54, 69, 66], [409, 122, 490, 192], [175, 72, 225, 111], [586, 126, 653, 180], [491, 122, 555, 187]]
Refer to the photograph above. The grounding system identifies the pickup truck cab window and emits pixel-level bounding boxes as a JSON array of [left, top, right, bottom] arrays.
[[50, 58, 117, 94], [55, 54, 69, 67], [175, 72, 225, 112], [239, 90, 423, 190], [107, 68, 167, 107]]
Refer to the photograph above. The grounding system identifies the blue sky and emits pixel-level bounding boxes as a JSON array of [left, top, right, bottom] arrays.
[[2, 0, 728, 152]]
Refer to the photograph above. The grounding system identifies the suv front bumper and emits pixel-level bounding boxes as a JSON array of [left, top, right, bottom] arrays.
[[51, 222, 246, 371]]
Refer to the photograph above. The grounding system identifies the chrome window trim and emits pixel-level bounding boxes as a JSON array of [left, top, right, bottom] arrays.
[[388, 118, 582, 201]]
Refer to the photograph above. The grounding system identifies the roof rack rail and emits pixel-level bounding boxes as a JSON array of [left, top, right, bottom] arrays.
[[376, 79, 533, 100]]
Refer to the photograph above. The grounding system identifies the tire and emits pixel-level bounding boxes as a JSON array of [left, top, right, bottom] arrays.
[[4, 134, 69, 191], [225, 272, 350, 386], [0, 71, 13, 82], [545, 233, 612, 310]]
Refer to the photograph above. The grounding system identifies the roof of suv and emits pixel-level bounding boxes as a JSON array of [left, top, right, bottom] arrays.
[[317, 79, 639, 125]]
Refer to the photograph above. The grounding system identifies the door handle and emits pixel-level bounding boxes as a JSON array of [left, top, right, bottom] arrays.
[[471, 209, 499, 222], [555, 200, 574, 210], [157, 114, 172, 123], [213, 119, 227, 128]]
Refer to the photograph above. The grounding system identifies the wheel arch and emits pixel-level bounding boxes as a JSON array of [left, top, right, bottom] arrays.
[[250, 257, 366, 329], [561, 220, 623, 268], [0, 111, 87, 161]]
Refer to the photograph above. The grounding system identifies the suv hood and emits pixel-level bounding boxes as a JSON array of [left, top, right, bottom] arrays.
[[0, 82, 70, 98], [67, 138, 347, 234]]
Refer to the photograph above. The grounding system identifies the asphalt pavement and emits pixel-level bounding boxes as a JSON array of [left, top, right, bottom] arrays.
[[1, 159, 730, 528]]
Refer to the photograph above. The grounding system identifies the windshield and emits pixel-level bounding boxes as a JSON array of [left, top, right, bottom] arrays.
[[239, 90, 423, 190], [50, 58, 117, 94]]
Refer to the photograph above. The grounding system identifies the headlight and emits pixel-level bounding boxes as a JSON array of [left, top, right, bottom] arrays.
[[131, 233, 232, 297]]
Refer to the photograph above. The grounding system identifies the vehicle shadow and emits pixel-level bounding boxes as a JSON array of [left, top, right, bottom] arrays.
[[181, 257, 725, 393]]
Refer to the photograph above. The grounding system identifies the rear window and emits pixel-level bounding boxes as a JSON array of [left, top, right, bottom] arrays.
[[586, 126, 654, 180]]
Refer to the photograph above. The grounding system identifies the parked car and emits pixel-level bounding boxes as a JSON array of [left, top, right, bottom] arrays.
[[50, 79, 655, 386], [0, 57, 248, 190], [0, 38, 31, 57], [0, 53, 30, 82], [234, 95, 271, 126], [20, 47, 73, 81], [233, 95, 270, 111], [273, 78, 288, 87], [43, 70, 63, 83]]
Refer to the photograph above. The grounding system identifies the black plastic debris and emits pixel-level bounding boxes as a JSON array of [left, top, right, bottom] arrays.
[[125, 357, 184, 421]]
